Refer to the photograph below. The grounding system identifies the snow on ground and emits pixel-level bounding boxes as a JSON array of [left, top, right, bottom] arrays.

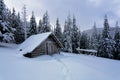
[[0, 45, 120, 80], [76, 48, 97, 53]]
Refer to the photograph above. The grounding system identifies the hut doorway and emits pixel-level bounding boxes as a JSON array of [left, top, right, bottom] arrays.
[[46, 41, 52, 55]]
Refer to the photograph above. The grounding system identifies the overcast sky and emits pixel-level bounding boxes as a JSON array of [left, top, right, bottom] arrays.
[[4, 0, 120, 31]]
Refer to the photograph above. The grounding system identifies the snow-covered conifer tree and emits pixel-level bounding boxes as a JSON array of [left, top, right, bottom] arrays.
[[72, 16, 80, 53], [42, 11, 51, 32], [90, 22, 98, 50], [0, 0, 14, 43], [80, 32, 88, 49], [63, 15, 72, 53], [38, 19, 43, 33], [29, 11, 37, 36], [10, 8, 18, 29], [97, 15, 115, 58], [102, 15, 111, 39], [77, 30, 81, 48], [14, 12, 24, 44], [54, 18, 63, 43], [114, 21, 120, 59]]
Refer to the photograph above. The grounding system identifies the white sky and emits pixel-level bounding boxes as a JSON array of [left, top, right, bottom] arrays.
[[4, 0, 120, 31]]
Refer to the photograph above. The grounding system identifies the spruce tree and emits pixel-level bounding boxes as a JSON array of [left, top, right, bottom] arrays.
[[0, 0, 5, 20], [97, 15, 115, 58], [38, 19, 43, 33], [11, 8, 18, 29], [42, 11, 51, 32], [14, 12, 24, 44], [77, 30, 81, 48], [63, 20, 68, 52], [0, 0, 14, 43], [102, 15, 111, 39], [29, 11, 37, 36], [114, 21, 120, 59], [63, 15, 72, 53], [90, 22, 98, 50], [54, 18, 63, 43], [80, 32, 88, 49], [72, 16, 79, 53], [10, 8, 19, 36]]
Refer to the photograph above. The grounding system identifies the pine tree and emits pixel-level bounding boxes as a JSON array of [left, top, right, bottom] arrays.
[[42, 11, 51, 32], [38, 19, 43, 33], [29, 11, 37, 36], [77, 30, 81, 48], [54, 18, 63, 43], [102, 15, 111, 39], [0, 0, 14, 43], [72, 16, 80, 53], [63, 15, 72, 53], [11, 8, 18, 29], [14, 12, 24, 44], [0, 0, 5, 20], [80, 32, 88, 49], [114, 21, 120, 59], [9, 8, 18, 35], [90, 22, 98, 50], [63, 20, 67, 52], [97, 15, 115, 58], [5, 8, 11, 22]]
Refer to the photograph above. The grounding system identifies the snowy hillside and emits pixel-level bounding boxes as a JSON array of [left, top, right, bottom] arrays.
[[0, 45, 120, 80], [84, 27, 120, 38]]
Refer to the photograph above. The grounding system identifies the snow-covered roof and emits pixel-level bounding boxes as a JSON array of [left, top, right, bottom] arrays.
[[19, 32, 53, 54]]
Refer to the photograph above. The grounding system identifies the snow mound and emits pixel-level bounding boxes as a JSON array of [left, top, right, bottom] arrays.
[[19, 32, 52, 54], [0, 42, 18, 48]]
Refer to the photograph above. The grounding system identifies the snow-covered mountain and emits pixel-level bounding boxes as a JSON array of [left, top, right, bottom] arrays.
[[0, 44, 120, 80], [83, 27, 120, 38]]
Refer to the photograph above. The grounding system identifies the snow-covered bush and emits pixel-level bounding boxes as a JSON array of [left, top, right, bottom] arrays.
[[97, 38, 115, 58]]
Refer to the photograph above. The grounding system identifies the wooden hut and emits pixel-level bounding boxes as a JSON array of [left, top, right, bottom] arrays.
[[19, 32, 63, 58]]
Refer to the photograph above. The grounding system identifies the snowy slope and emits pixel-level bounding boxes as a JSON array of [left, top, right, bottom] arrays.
[[84, 27, 120, 38], [0, 46, 120, 80]]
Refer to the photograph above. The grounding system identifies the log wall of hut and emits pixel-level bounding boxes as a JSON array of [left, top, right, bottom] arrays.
[[31, 35, 60, 57]]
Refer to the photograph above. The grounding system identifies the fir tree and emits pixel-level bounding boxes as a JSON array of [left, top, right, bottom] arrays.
[[97, 15, 115, 58], [102, 15, 111, 39], [77, 30, 81, 48], [29, 11, 37, 36], [38, 19, 43, 33], [11, 8, 18, 29], [14, 12, 24, 44], [80, 32, 88, 49], [114, 21, 120, 59], [42, 11, 51, 32], [0, 0, 14, 43], [63, 16, 72, 53], [9, 8, 18, 35], [90, 22, 98, 50], [63, 20, 67, 52], [54, 18, 63, 43], [0, 0, 5, 20], [72, 16, 80, 53], [5, 8, 11, 22]]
